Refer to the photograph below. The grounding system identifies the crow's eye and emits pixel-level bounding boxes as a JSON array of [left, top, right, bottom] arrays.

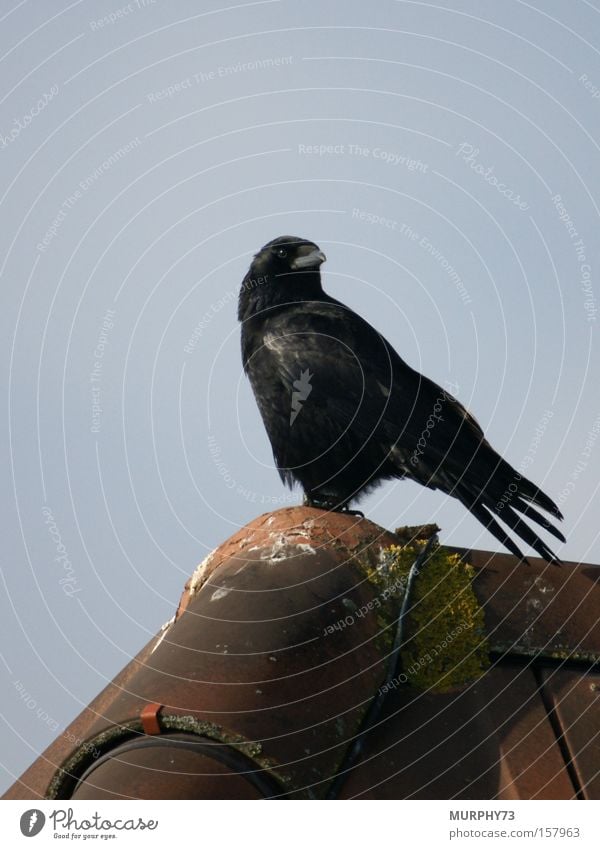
[[277, 248, 287, 258]]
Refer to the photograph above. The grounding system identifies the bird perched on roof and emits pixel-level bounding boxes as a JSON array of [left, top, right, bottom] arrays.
[[238, 235, 565, 564]]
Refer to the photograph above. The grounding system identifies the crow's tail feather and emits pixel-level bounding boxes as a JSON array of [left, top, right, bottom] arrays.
[[506, 466, 564, 521], [466, 500, 528, 562], [455, 462, 564, 564], [495, 503, 562, 565], [513, 497, 566, 543]]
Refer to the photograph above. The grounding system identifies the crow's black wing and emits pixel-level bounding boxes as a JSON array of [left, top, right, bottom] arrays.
[[243, 302, 399, 480], [246, 300, 564, 562]]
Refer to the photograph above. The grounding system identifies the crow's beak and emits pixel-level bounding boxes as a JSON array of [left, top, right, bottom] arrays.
[[291, 247, 327, 270]]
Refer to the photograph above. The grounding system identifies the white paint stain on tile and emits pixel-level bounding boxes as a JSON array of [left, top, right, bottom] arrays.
[[150, 615, 175, 654], [188, 549, 217, 596]]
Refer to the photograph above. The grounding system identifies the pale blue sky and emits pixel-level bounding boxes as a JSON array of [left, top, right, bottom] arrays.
[[1, 0, 599, 793]]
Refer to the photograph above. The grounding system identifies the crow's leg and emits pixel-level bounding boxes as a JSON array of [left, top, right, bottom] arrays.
[[302, 492, 364, 518]]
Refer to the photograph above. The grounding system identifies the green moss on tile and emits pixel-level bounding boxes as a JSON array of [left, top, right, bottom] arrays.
[[377, 538, 490, 693]]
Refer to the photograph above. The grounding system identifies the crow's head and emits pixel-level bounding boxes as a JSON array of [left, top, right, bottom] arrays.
[[238, 236, 327, 319], [252, 235, 326, 276]]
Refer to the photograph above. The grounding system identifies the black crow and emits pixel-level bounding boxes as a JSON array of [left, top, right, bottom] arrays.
[[238, 235, 565, 564]]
